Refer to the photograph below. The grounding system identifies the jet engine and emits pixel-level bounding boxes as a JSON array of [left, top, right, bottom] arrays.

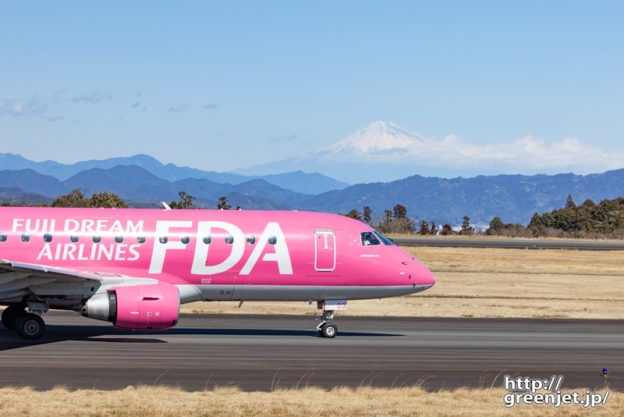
[[82, 283, 180, 330]]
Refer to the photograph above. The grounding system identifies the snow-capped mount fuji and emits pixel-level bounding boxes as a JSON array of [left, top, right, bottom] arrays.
[[318, 121, 422, 156], [236, 121, 450, 183]]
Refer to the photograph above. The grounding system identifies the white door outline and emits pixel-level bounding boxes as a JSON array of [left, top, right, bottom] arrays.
[[314, 229, 336, 272]]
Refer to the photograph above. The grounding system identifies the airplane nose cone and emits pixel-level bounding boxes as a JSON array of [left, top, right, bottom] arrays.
[[412, 258, 436, 287]]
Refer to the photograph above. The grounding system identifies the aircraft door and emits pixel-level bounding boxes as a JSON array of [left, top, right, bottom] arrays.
[[314, 229, 336, 272]]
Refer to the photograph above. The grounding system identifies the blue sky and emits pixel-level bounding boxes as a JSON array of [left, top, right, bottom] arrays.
[[1, 1, 622, 176]]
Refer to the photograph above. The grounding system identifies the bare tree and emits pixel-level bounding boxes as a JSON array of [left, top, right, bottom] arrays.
[[393, 204, 408, 219], [345, 209, 362, 221], [169, 191, 196, 209], [363, 206, 372, 224], [460, 216, 474, 235], [565, 194, 576, 209], [217, 196, 232, 210], [440, 224, 454, 235]]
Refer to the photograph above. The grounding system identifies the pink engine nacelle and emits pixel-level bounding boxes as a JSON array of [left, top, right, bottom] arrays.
[[82, 283, 180, 330]]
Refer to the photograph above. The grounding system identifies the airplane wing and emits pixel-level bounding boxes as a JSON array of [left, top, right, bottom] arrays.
[[0, 259, 109, 282], [0, 259, 120, 307]]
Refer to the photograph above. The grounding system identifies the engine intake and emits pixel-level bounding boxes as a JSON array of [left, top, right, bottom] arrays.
[[82, 283, 180, 330]]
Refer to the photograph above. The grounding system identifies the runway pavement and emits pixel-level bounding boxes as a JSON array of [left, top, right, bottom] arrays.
[[0, 312, 621, 392], [391, 237, 624, 250]]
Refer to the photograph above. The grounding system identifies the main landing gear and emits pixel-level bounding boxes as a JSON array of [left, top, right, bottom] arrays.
[[2, 304, 46, 340]]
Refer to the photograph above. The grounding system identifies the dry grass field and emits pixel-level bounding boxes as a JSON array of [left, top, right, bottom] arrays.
[[0, 385, 620, 417], [181, 247, 624, 319]]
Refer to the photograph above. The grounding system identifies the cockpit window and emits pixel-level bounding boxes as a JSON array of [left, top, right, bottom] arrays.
[[361, 231, 381, 246], [374, 231, 395, 246]]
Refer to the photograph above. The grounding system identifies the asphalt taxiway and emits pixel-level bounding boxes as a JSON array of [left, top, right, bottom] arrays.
[[0, 312, 621, 391]]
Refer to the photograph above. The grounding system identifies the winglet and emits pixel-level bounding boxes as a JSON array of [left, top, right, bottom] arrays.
[[161, 202, 172, 210]]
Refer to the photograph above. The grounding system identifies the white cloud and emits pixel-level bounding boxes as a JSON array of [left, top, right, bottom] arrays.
[[0, 97, 46, 117], [324, 122, 623, 174], [407, 134, 624, 173]]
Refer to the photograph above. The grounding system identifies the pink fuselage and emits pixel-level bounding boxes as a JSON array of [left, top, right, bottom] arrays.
[[0, 207, 435, 306]]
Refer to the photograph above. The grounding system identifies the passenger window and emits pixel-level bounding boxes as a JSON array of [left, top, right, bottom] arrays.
[[225, 236, 234, 245], [181, 236, 190, 245], [44, 234, 53, 243], [159, 236, 168, 244], [268, 236, 277, 245], [361, 231, 380, 246], [137, 236, 146, 244], [202, 236, 212, 244], [93, 236, 102, 243], [0, 233, 7, 242], [115, 236, 124, 244], [21, 234, 30, 243], [70, 235, 79, 243], [247, 235, 256, 245]]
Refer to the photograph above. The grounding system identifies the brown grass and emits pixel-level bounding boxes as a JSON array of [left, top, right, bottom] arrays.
[[181, 247, 624, 319], [0, 385, 620, 417]]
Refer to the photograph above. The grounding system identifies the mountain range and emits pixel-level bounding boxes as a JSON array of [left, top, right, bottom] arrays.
[[1, 159, 624, 226], [308, 170, 624, 226], [1, 121, 623, 226], [0, 153, 348, 195], [0, 166, 307, 210]]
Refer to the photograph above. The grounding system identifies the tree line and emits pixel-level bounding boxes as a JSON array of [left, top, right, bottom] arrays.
[[343, 194, 624, 239], [1, 190, 129, 209], [488, 195, 624, 239], [1, 190, 237, 211], [5, 190, 624, 239], [343, 205, 474, 236]]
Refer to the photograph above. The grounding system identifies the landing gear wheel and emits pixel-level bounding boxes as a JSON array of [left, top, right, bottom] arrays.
[[1, 305, 23, 330], [320, 322, 338, 338], [15, 313, 45, 340]]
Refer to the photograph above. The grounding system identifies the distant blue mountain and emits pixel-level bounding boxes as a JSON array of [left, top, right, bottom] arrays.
[[0, 169, 68, 196], [302, 170, 624, 225], [0, 166, 305, 210], [0, 153, 349, 194], [0, 187, 53, 206], [1, 160, 623, 226]]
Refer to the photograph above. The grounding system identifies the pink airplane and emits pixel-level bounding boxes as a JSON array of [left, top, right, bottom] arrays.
[[0, 207, 435, 339]]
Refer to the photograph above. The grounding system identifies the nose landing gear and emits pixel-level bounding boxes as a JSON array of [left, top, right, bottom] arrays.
[[315, 300, 347, 338], [316, 310, 338, 338]]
